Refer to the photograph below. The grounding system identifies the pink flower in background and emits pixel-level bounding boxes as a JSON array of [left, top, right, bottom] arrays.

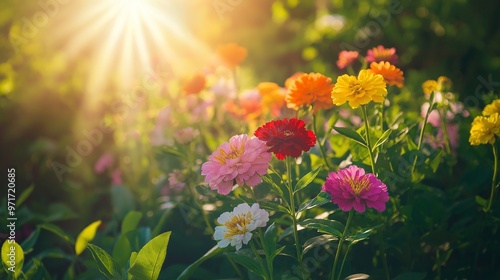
[[174, 127, 200, 144], [211, 77, 237, 98], [201, 134, 271, 195], [111, 168, 122, 185], [168, 169, 186, 190], [95, 153, 114, 174], [365, 45, 398, 64], [336, 51, 359, 69], [322, 165, 389, 213]]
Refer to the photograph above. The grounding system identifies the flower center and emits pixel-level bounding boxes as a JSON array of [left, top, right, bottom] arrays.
[[283, 130, 294, 136], [214, 142, 245, 164], [224, 213, 252, 238], [349, 81, 365, 98], [347, 176, 370, 195]]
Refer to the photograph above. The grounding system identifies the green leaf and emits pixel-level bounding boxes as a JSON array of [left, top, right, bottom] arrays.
[[297, 192, 331, 213], [159, 146, 186, 159], [176, 245, 224, 280], [303, 235, 338, 255], [261, 173, 286, 199], [113, 234, 132, 269], [263, 223, 278, 258], [301, 219, 344, 238], [21, 227, 40, 253], [226, 251, 263, 277], [121, 211, 143, 234], [372, 128, 392, 152], [1, 240, 24, 278], [475, 195, 488, 208], [347, 225, 382, 245], [128, 231, 171, 280], [17, 185, 34, 207], [38, 224, 75, 244], [332, 126, 367, 147], [111, 185, 135, 220], [24, 258, 51, 280], [87, 244, 123, 280], [75, 220, 102, 255], [129, 252, 138, 267], [294, 165, 322, 193], [258, 200, 290, 214]]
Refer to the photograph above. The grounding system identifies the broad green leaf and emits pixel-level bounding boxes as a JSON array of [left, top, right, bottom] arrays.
[[38, 224, 74, 244], [258, 200, 290, 214], [475, 195, 488, 208], [75, 220, 102, 255], [1, 240, 24, 278], [121, 211, 143, 234], [263, 223, 278, 258], [301, 219, 344, 238], [113, 234, 132, 268], [176, 245, 224, 280], [87, 244, 123, 280], [226, 251, 263, 277], [297, 192, 331, 213], [294, 165, 322, 193], [261, 173, 287, 199], [303, 235, 338, 255], [372, 128, 392, 152], [21, 227, 40, 253], [17, 185, 34, 207], [332, 126, 367, 147], [111, 185, 135, 219], [347, 225, 382, 245], [129, 252, 138, 267], [128, 231, 171, 280], [24, 258, 51, 280]]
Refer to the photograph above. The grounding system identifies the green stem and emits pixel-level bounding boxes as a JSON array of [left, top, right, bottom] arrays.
[[361, 105, 376, 174], [486, 143, 499, 212], [331, 210, 354, 280], [250, 239, 270, 280], [286, 156, 305, 278], [380, 101, 385, 131], [438, 108, 451, 154], [313, 113, 332, 170], [258, 230, 274, 280], [412, 99, 434, 175], [338, 243, 352, 280]]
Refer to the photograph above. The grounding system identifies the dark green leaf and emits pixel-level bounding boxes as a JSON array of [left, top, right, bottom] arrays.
[[294, 165, 322, 193], [332, 126, 367, 147], [301, 219, 344, 238], [372, 128, 392, 152], [176, 245, 224, 280], [24, 259, 52, 280], [297, 192, 331, 213], [258, 200, 290, 214], [21, 227, 40, 253], [113, 234, 132, 269], [17, 185, 34, 207], [302, 235, 337, 255], [87, 244, 123, 280], [121, 211, 143, 234], [128, 231, 171, 280], [261, 174, 286, 199], [263, 223, 278, 259], [38, 224, 75, 244], [226, 251, 263, 277]]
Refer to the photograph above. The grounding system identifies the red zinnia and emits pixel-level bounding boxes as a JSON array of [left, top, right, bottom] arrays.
[[254, 118, 316, 160]]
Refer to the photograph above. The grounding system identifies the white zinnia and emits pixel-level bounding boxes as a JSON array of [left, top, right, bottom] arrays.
[[213, 203, 269, 251]]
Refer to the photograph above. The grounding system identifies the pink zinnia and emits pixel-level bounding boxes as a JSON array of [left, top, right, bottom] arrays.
[[336, 51, 359, 69], [365, 45, 398, 65], [201, 134, 272, 195], [95, 153, 114, 174], [322, 165, 389, 213]]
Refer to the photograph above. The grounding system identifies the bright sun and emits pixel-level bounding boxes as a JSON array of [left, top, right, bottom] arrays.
[[49, 0, 212, 105]]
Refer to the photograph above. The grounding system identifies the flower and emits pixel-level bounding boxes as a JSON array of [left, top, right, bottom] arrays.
[[336, 51, 359, 69], [254, 118, 316, 160], [469, 113, 500, 145], [286, 72, 335, 111], [182, 74, 206, 94], [285, 72, 305, 89], [257, 82, 286, 117], [331, 69, 387, 109], [95, 153, 114, 174], [225, 89, 262, 121], [422, 80, 438, 96], [322, 165, 389, 213], [111, 169, 122, 185], [174, 127, 200, 144], [201, 134, 271, 195], [217, 43, 248, 68], [214, 203, 269, 251], [211, 77, 237, 98], [369, 61, 404, 88], [437, 76, 452, 92], [483, 99, 500, 116], [365, 45, 398, 64]]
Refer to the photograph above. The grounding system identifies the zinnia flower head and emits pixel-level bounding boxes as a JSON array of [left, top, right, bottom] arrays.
[[331, 69, 387, 109], [183, 74, 206, 94], [217, 43, 248, 68], [437, 76, 452, 92], [225, 89, 262, 121], [258, 82, 286, 117], [369, 61, 404, 88], [483, 99, 500, 116], [254, 118, 316, 160], [322, 165, 389, 213], [365, 45, 398, 64], [469, 113, 500, 145], [422, 80, 438, 96], [285, 72, 305, 89], [337, 51, 359, 69], [201, 134, 271, 195], [286, 72, 335, 111], [214, 203, 269, 251]]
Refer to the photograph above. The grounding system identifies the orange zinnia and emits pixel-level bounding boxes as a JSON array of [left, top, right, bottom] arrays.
[[183, 74, 206, 94], [217, 43, 248, 68], [369, 61, 404, 88], [286, 72, 335, 111], [284, 72, 305, 89]]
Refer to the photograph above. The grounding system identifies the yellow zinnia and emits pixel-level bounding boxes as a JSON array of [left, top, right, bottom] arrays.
[[422, 80, 438, 95], [469, 113, 500, 145], [331, 69, 387, 109], [483, 99, 500, 116]]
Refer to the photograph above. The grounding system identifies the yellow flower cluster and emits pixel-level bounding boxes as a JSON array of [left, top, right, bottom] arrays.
[[331, 69, 387, 109], [469, 99, 500, 145]]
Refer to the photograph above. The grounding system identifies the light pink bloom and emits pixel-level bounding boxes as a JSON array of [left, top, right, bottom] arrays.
[[214, 203, 269, 251], [111, 168, 122, 185], [201, 134, 272, 195], [322, 165, 389, 213], [174, 127, 200, 144], [336, 51, 359, 69], [95, 153, 114, 174], [365, 45, 398, 65], [168, 169, 186, 190]]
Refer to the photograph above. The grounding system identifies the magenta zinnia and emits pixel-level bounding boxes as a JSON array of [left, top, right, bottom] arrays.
[[254, 118, 316, 160], [201, 134, 272, 195], [322, 165, 389, 213]]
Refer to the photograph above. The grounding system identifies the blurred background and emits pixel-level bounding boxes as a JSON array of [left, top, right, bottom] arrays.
[[1, 0, 500, 274]]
